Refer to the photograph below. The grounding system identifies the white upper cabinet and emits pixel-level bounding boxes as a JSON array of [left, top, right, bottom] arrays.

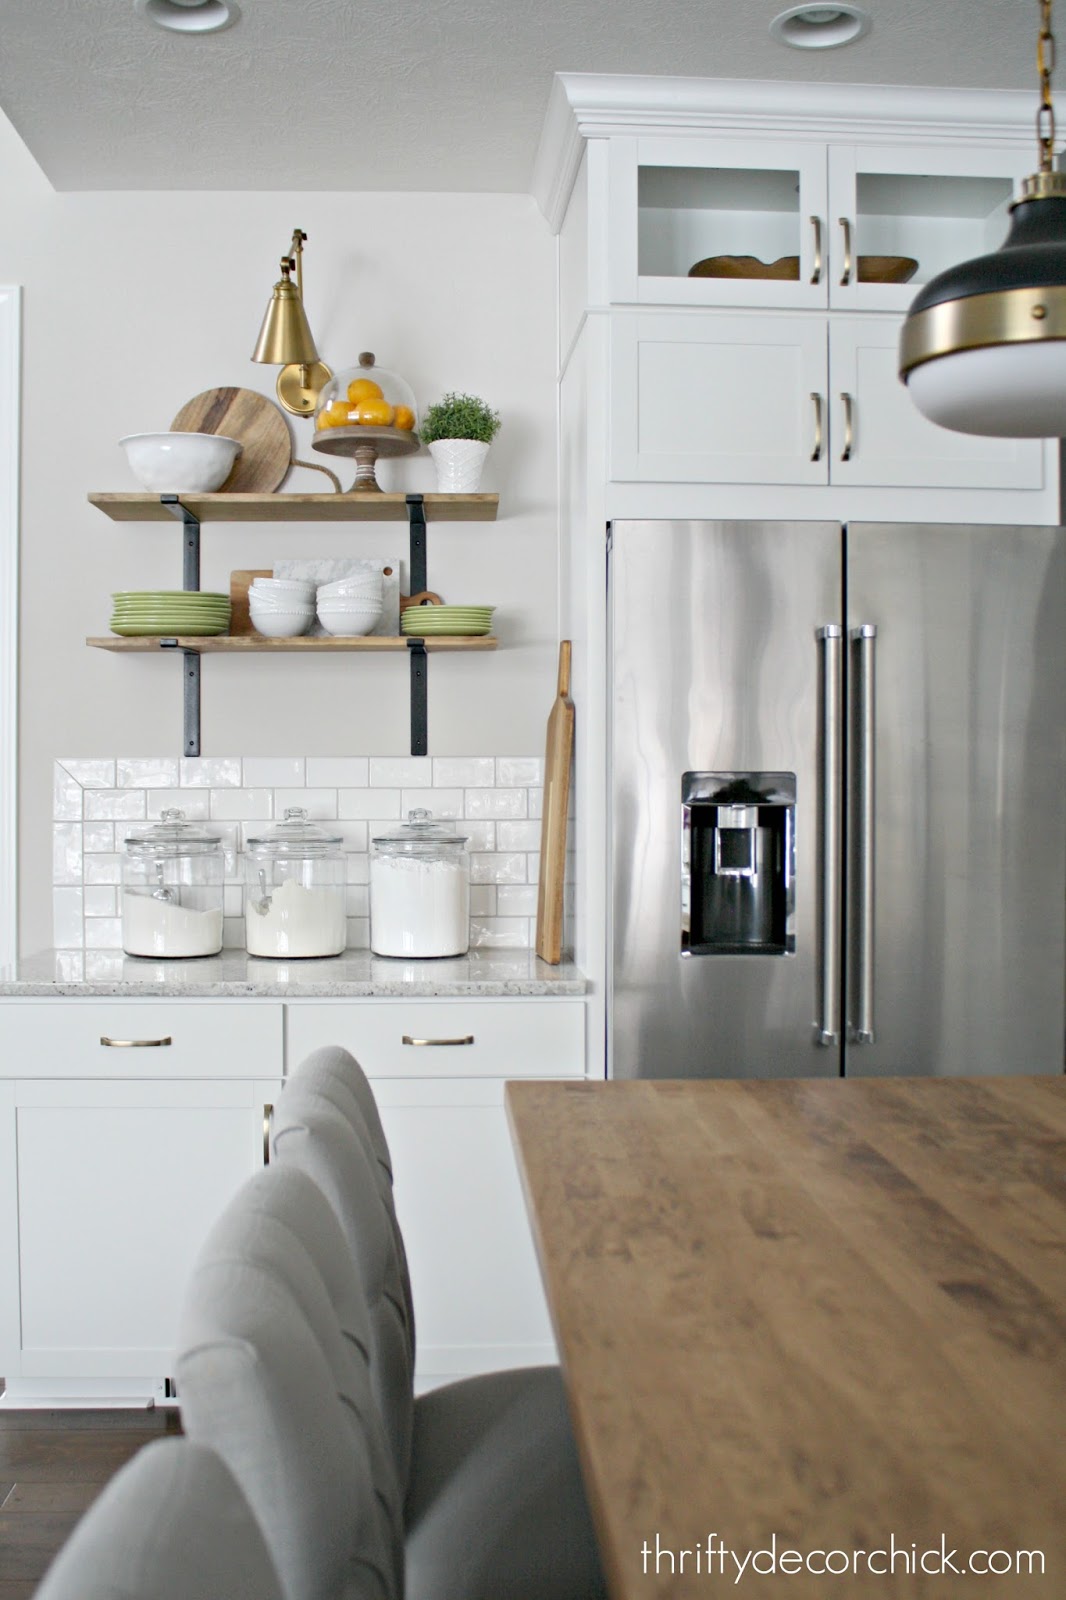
[[608, 134, 1029, 314]]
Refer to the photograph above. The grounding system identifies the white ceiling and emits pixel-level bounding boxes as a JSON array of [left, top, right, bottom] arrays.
[[0, 0, 1045, 194]]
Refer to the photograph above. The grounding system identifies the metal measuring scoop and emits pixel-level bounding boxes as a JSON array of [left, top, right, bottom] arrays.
[[250, 869, 272, 916]]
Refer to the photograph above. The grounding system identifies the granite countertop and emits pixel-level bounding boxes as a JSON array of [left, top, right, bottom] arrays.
[[0, 949, 587, 998]]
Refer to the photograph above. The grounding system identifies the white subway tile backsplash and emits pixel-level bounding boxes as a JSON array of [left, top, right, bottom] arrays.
[[243, 757, 306, 787], [275, 788, 338, 819], [464, 788, 527, 820], [370, 757, 432, 788], [53, 823, 83, 886], [83, 821, 115, 852], [84, 951, 122, 981], [497, 821, 541, 852], [306, 758, 369, 787], [54, 950, 86, 981], [339, 788, 399, 821], [83, 853, 123, 885], [85, 789, 146, 821], [497, 757, 543, 787], [405, 788, 462, 820], [146, 789, 209, 821], [84, 886, 117, 918], [527, 788, 543, 819], [85, 917, 123, 949], [53, 756, 551, 954], [210, 788, 274, 821], [60, 759, 115, 788], [117, 757, 180, 789], [470, 852, 527, 885], [54, 770, 82, 821], [461, 821, 496, 851], [433, 757, 495, 788], [53, 888, 84, 948], [180, 757, 242, 788], [496, 885, 538, 917]]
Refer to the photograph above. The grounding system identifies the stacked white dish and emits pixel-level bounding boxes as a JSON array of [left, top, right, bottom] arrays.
[[316, 572, 384, 637], [248, 577, 316, 639]]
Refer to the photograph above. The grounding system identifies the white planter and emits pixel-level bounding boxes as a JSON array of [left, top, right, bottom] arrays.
[[428, 439, 490, 493]]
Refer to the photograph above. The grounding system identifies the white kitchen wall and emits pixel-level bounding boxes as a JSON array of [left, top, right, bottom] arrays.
[[0, 108, 560, 957], [53, 756, 554, 954]]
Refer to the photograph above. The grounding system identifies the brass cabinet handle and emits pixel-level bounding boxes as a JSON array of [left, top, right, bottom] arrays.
[[263, 1103, 274, 1165], [839, 216, 853, 285], [810, 392, 824, 462], [401, 1034, 475, 1047], [100, 1035, 173, 1047], [841, 391, 854, 461], [809, 215, 823, 284]]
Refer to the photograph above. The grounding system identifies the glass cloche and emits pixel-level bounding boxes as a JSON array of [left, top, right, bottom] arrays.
[[312, 351, 420, 491], [313, 351, 418, 435]]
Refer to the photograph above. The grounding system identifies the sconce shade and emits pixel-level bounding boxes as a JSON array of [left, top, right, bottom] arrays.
[[899, 183, 1066, 436], [251, 274, 320, 367]]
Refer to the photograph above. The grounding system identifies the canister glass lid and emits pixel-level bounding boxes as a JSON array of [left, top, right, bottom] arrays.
[[124, 808, 222, 856], [246, 806, 344, 857], [372, 807, 468, 852]]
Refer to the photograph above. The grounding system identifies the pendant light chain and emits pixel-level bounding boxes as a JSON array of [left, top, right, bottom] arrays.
[[1038, 0, 1056, 172]]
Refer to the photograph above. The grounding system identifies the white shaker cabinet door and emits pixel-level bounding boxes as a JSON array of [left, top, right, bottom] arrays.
[[374, 1077, 556, 1387], [611, 311, 829, 486], [828, 317, 1045, 491], [1, 1075, 280, 1384]]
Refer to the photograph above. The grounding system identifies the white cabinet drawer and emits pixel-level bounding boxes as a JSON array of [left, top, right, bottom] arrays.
[[286, 999, 586, 1079], [0, 1001, 283, 1080]]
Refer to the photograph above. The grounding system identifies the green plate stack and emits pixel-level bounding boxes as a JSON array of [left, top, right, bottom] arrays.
[[110, 591, 232, 637], [401, 605, 495, 638]]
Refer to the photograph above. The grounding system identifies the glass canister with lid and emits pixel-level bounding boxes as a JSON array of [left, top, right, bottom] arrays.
[[243, 807, 347, 958], [121, 809, 224, 959], [370, 808, 470, 958]]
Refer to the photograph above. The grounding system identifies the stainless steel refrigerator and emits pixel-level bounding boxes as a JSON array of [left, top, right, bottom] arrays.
[[609, 520, 1066, 1079]]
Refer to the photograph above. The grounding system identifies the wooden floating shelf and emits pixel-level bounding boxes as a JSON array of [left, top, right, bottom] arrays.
[[87, 635, 498, 654], [88, 492, 499, 523]]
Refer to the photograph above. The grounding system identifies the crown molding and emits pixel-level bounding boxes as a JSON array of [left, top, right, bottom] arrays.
[[532, 73, 1040, 231]]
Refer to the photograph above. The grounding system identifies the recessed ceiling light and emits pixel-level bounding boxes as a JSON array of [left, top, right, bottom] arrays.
[[769, 4, 871, 50], [134, 0, 241, 35]]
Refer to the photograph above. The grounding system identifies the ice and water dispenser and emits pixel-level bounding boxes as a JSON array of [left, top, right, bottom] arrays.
[[681, 773, 796, 956]]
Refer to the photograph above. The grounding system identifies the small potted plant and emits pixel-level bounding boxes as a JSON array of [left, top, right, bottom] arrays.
[[419, 391, 501, 492]]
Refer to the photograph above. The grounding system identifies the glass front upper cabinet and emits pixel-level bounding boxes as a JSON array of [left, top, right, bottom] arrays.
[[610, 135, 1029, 312]]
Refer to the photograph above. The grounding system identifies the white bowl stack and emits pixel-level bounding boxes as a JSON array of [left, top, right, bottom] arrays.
[[248, 577, 316, 639], [316, 573, 384, 637]]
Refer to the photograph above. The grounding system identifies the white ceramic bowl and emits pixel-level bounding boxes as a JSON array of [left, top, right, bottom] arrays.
[[317, 577, 384, 599], [249, 605, 314, 638], [248, 592, 316, 612], [120, 432, 242, 493], [252, 578, 316, 601], [317, 602, 383, 638]]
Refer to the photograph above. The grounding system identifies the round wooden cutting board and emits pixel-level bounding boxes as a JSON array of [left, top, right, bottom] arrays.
[[170, 387, 292, 493]]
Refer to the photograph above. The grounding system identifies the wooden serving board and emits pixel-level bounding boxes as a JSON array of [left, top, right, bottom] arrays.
[[171, 387, 292, 493], [535, 641, 575, 965]]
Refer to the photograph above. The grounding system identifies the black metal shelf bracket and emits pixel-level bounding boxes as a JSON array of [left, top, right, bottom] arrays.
[[406, 494, 428, 756], [161, 495, 202, 757]]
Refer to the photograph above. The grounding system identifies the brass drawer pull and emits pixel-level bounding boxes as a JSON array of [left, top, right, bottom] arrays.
[[263, 1103, 274, 1165], [100, 1035, 173, 1047], [401, 1034, 475, 1047]]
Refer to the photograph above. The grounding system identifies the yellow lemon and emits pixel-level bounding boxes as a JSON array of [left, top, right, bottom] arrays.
[[354, 397, 395, 427], [393, 405, 416, 431], [347, 377, 384, 406]]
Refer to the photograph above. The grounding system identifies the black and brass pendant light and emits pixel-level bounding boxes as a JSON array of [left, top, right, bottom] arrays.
[[899, 0, 1066, 436], [251, 229, 333, 417]]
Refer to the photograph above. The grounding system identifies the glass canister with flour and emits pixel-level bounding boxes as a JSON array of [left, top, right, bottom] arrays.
[[244, 808, 347, 958], [370, 809, 470, 958], [122, 810, 224, 958]]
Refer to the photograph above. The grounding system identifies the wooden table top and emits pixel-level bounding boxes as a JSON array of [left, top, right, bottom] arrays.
[[506, 1076, 1065, 1599]]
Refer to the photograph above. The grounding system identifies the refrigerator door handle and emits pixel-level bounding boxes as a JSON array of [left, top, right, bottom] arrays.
[[849, 624, 877, 1045], [816, 626, 843, 1046]]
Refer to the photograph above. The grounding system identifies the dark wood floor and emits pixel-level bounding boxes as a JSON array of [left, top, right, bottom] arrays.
[[0, 1398, 180, 1596]]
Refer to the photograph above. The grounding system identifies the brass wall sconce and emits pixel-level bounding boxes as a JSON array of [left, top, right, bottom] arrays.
[[251, 228, 332, 417]]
